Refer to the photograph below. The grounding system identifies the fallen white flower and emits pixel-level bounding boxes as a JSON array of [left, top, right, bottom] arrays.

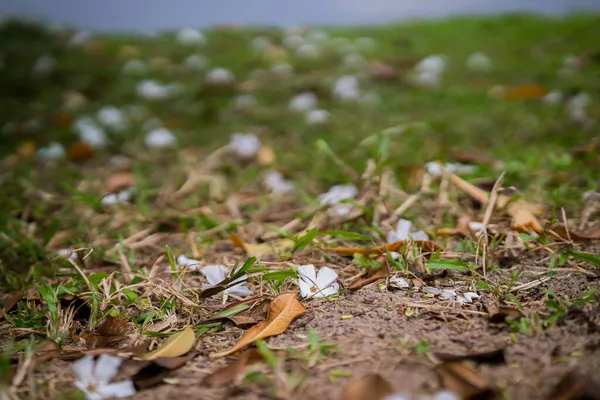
[[136, 80, 171, 100], [101, 188, 134, 207], [542, 90, 563, 105], [270, 63, 294, 78], [306, 30, 329, 45], [32, 55, 55, 76], [388, 276, 409, 289], [422, 286, 441, 295], [283, 34, 304, 49], [413, 70, 442, 88], [230, 133, 261, 159], [461, 292, 480, 303], [206, 67, 235, 85], [333, 75, 360, 101], [57, 248, 79, 261], [184, 54, 208, 70], [305, 109, 330, 125], [318, 184, 358, 206], [177, 28, 205, 45], [250, 36, 272, 53], [97, 106, 127, 131], [382, 395, 410, 400], [468, 221, 487, 237], [415, 55, 447, 75], [121, 59, 147, 75], [177, 255, 202, 271], [466, 52, 492, 72], [145, 128, 177, 149], [37, 142, 65, 161], [425, 161, 476, 176], [298, 264, 339, 298], [582, 190, 600, 201], [296, 43, 320, 59], [289, 92, 318, 112], [72, 354, 135, 400], [387, 219, 429, 243], [73, 118, 108, 149], [200, 265, 254, 297], [234, 94, 257, 109], [440, 289, 457, 300], [568, 92, 591, 111], [342, 53, 366, 70], [264, 170, 295, 194], [433, 390, 461, 400]]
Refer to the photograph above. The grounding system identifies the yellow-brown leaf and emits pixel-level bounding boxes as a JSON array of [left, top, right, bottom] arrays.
[[142, 326, 196, 360]]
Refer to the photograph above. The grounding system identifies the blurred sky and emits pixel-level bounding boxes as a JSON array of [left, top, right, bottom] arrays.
[[1, 0, 599, 31]]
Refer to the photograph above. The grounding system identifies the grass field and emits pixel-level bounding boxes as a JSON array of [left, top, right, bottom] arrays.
[[1, 14, 599, 400]]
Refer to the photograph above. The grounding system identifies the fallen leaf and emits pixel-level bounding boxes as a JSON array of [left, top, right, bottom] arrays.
[[202, 349, 263, 388], [548, 224, 600, 241], [142, 326, 196, 360], [549, 369, 600, 400], [487, 304, 524, 324], [68, 142, 95, 162], [230, 233, 294, 257], [17, 141, 36, 159], [130, 352, 197, 389], [257, 145, 276, 167], [211, 292, 306, 358], [340, 373, 394, 400], [71, 316, 131, 348], [434, 349, 505, 365], [330, 240, 442, 257], [436, 362, 495, 399], [1, 291, 22, 320], [347, 256, 390, 290], [207, 299, 270, 326], [106, 172, 135, 193], [31, 339, 60, 368], [502, 84, 548, 100]]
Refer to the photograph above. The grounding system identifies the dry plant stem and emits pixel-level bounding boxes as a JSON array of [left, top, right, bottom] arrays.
[[392, 193, 420, 218], [560, 207, 572, 242]]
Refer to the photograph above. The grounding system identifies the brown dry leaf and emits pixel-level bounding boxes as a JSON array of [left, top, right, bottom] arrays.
[[348, 256, 390, 290], [257, 145, 276, 167], [434, 349, 505, 365], [436, 215, 472, 237], [68, 142, 95, 162], [45, 230, 72, 250], [502, 84, 548, 100], [548, 224, 600, 241], [230, 233, 294, 257], [142, 326, 196, 360], [1, 291, 22, 320], [106, 172, 135, 193], [211, 292, 306, 358], [130, 352, 197, 389], [71, 316, 131, 348], [487, 304, 524, 324], [549, 369, 600, 400], [436, 362, 495, 399], [17, 141, 36, 159], [202, 349, 263, 388], [330, 240, 442, 257], [228, 300, 270, 326], [340, 373, 394, 400]]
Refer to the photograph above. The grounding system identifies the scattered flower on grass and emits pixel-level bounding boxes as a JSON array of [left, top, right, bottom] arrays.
[[145, 128, 177, 149], [264, 170, 295, 194], [234, 94, 257, 110], [32, 55, 55, 76], [289, 92, 317, 112], [251, 36, 272, 53], [305, 109, 330, 125], [415, 55, 447, 75], [230, 133, 261, 159], [283, 34, 304, 50], [542, 90, 563, 105], [318, 184, 358, 216], [425, 161, 476, 176], [388, 276, 409, 289], [270, 63, 293, 78], [296, 43, 320, 59], [97, 106, 127, 131], [72, 355, 136, 400], [333, 75, 360, 101], [298, 264, 339, 298], [177, 28, 205, 45], [184, 54, 208, 70], [37, 142, 66, 161], [468, 221, 487, 237], [121, 59, 147, 75], [101, 188, 134, 207], [387, 219, 429, 242], [177, 255, 202, 271], [206, 67, 235, 85], [73, 118, 108, 149], [136, 80, 171, 100], [57, 248, 79, 260], [466, 52, 492, 71], [200, 265, 254, 297]]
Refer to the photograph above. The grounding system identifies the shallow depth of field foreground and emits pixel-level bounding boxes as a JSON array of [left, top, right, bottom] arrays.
[[1, 14, 600, 400]]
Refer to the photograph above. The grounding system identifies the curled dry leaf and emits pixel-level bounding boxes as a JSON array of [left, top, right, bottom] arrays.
[[548, 224, 600, 241], [1, 291, 22, 320], [142, 326, 196, 360], [348, 255, 390, 291], [436, 362, 495, 399], [486, 303, 524, 324], [202, 349, 263, 388], [340, 373, 394, 400], [70, 316, 131, 348], [330, 240, 442, 257], [230, 232, 294, 257], [67, 142, 95, 162], [211, 292, 306, 358], [129, 352, 198, 389], [106, 172, 135, 193]]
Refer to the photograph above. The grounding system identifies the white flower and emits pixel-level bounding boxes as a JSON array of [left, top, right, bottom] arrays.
[[382, 395, 410, 400], [318, 184, 358, 206], [234, 94, 257, 110], [440, 290, 457, 300], [459, 292, 480, 303], [177, 28, 205, 45], [289, 92, 317, 112], [206, 67, 235, 85], [264, 170, 294, 194], [425, 161, 476, 176], [466, 52, 492, 72], [73, 118, 108, 149], [230, 133, 261, 159], [32, 55, 55, 76], [333, 75, 360, 101], [69, 31, 91, 46], [296, 43, 320, 59], [298, 264, 339, 298], [37, 142, 65, 161], [184, 54, 208, 70], [283, 34, 304, 50], [468, 221, 487, 237], [200, 265, 254, 297], [57, 248, 79, 261], [413, 70, 441, 88], [145, 128, 177, 149], [305, 109, 330, 125], [136, 80, 171, 100], [582, 190, 600, 201], [433, 390, 461, 400], [415, 55, 447, 75], [388, 276, 409, 289], [97, 106, 127, 131], [562, 54, 581, 69], [270, 63, 293, 78], [568, 92, 591, 111], [251, 36, 272, 53], [306, 30, 329, 45], [342, 53, 366, 70], [101, 188, 134, 207], [72, 355, 135, 400], [177, 255, 201, 271], [355, 37, 376, 51], [387, 219, 429, 243], [121, 59, 147, 75], [542, 90, 563, 105]]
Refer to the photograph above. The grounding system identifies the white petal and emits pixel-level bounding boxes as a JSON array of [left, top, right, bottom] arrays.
[[72, 356, 95, 381], [383, 395, 411, 400], [93, 354, 122, 384], [315, 267, 339, 288], [297, 264, 317, 283], [97, 380, 136, 398], [318, 282, 339, 297], [387, 231, 401, 244], [411, 230, 430, 241], [422, 287, 441, 295], [462, 292, 480, 302], [200, 265, 228, 285], [389, 276, 409, 289], [226, 284, 254, 297], [433, 390, 461, 400], [395, 219, 412, 239], [298, 278, 314, 298], [440, 290, 456, 300]]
